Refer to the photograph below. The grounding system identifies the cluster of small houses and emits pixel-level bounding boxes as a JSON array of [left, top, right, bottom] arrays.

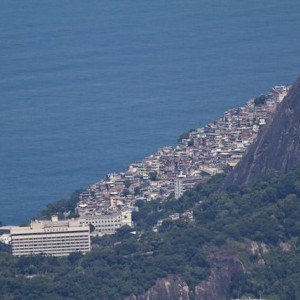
[[76, 85, 289, 236], [0, 85, 290, 257]]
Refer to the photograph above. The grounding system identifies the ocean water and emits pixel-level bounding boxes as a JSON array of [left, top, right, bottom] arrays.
[[1, 0, 300, 225]]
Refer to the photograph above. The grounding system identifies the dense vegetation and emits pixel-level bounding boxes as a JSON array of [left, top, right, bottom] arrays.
[[254, 94, 268, 106], [1, 168, 300, 299], [39, 189, 84, 220], [177, 128, 195, 142]]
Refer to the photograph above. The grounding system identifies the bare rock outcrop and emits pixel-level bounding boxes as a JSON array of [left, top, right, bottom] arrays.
[[224, 75, 300, 187], [126, 250, 246, 300], [195, 249, 246, 300], [125, 275, 190, 300]]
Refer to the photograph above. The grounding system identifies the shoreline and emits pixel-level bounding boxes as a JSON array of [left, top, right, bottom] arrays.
[[75, 85, 289, 231], [0, 85, 289, 227]]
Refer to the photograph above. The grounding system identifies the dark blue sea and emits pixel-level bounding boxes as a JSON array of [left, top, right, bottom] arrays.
[[1, 0, 300, 225]]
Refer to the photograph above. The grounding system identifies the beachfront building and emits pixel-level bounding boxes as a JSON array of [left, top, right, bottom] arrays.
[[10, 216, 91, 256]]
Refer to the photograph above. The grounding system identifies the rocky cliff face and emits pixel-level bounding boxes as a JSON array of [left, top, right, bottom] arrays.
[[225, 76, 300, 187], [125, 275, 190, 300], [194, 250, 246, 300], [125, 250, 245, 300]]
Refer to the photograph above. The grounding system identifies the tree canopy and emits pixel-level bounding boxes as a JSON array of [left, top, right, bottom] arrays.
[[1, 168, 300, 299]]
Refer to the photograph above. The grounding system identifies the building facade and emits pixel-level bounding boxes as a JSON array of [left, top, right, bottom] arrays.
[[174, 176, 202, 200], [174, 178, 184, 200], [79, 210, 132, 235], [10, 216, 91, 256]]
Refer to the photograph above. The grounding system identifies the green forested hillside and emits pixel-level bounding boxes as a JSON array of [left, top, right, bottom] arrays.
[[1, 168, 300, 299]]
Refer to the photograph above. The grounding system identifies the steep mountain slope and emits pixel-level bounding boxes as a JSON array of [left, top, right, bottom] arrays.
[[225, 76, 300, 187], [2, 167, 300, 299]]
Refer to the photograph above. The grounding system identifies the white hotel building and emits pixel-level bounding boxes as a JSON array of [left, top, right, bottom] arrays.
[[10, 216, 91, 256]]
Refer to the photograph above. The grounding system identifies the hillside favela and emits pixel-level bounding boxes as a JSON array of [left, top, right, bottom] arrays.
[[0, 85, 289, 252], [76, 85, 289, 235]]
